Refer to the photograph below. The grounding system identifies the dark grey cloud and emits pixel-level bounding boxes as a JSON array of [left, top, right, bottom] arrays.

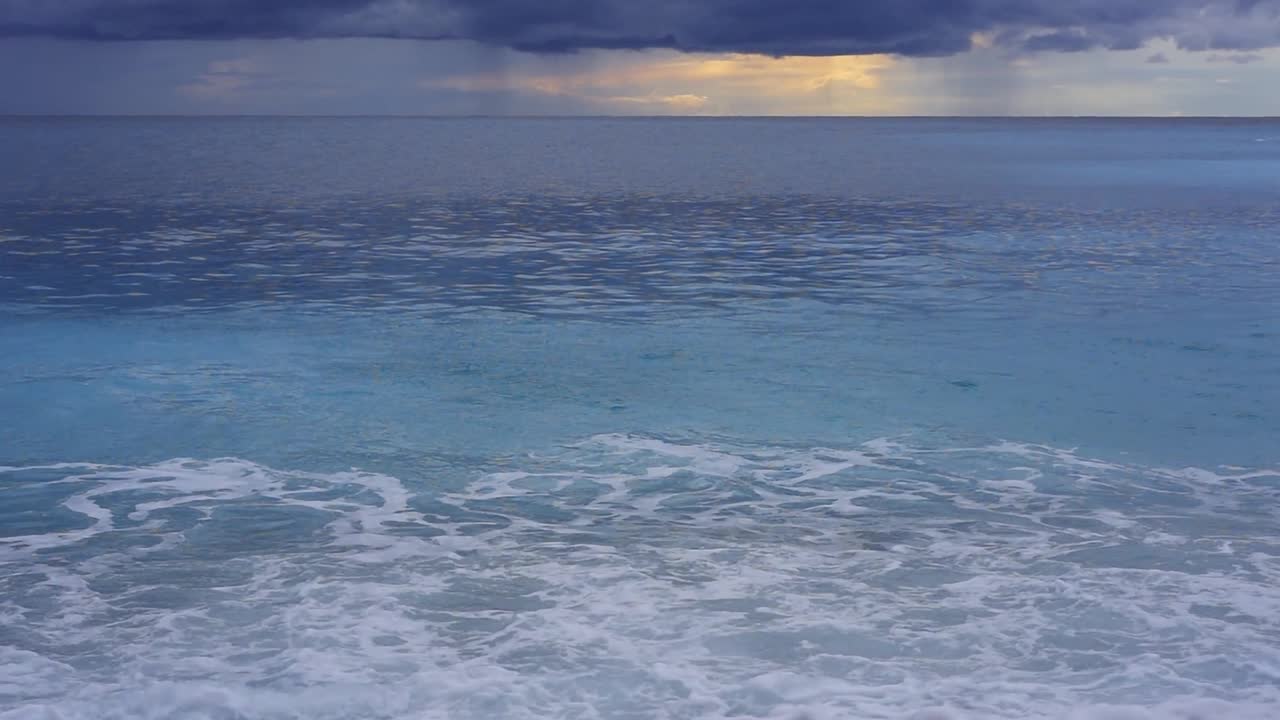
[[1146, 52, 1171, 63], [2, 1, 1279, 57]]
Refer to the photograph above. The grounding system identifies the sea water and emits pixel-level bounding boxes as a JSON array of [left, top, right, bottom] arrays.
[[1, 117, 1278, 719]]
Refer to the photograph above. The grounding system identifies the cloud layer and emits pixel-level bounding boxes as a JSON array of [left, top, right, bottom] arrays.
[[2, 1, 1279, 57]]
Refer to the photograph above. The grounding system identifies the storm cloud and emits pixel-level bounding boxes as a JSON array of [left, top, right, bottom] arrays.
[[1, 0, 1279, 56]]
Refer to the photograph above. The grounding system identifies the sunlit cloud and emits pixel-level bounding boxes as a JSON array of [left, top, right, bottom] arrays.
[[425, 51, 897, 114], [603, 93, 711, 112]]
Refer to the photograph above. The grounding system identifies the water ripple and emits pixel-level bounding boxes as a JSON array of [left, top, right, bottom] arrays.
[[2, 197, 1276, 322]]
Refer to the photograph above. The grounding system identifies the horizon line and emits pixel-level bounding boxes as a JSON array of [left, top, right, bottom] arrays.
[[2, 113, 1279, 120]]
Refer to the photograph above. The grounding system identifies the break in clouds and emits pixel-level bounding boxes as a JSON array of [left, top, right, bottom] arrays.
[[1, 0, 1279, 56]]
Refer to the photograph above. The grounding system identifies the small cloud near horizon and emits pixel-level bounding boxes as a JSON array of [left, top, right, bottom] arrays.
[[177, 58, 263, 100], [1206, 53, 1265, 64]]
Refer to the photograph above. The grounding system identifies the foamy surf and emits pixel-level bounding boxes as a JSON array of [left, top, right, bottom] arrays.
[[2, 434, 1278, 719]]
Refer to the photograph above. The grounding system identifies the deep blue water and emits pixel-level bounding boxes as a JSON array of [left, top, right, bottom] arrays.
[[1, 117, 1279, 720]]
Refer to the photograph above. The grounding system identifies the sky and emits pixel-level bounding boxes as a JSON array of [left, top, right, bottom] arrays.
[[1, 1, 1278, 116]]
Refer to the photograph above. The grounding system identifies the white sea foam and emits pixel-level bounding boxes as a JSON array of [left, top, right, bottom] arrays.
[[1, 435, 1278, 719]]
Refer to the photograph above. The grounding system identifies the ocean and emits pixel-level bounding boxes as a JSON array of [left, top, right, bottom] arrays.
[[1, 117, 1278, 719]]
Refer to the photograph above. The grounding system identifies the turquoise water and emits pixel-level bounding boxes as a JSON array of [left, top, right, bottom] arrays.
[[1, 118, 1279, 719]]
